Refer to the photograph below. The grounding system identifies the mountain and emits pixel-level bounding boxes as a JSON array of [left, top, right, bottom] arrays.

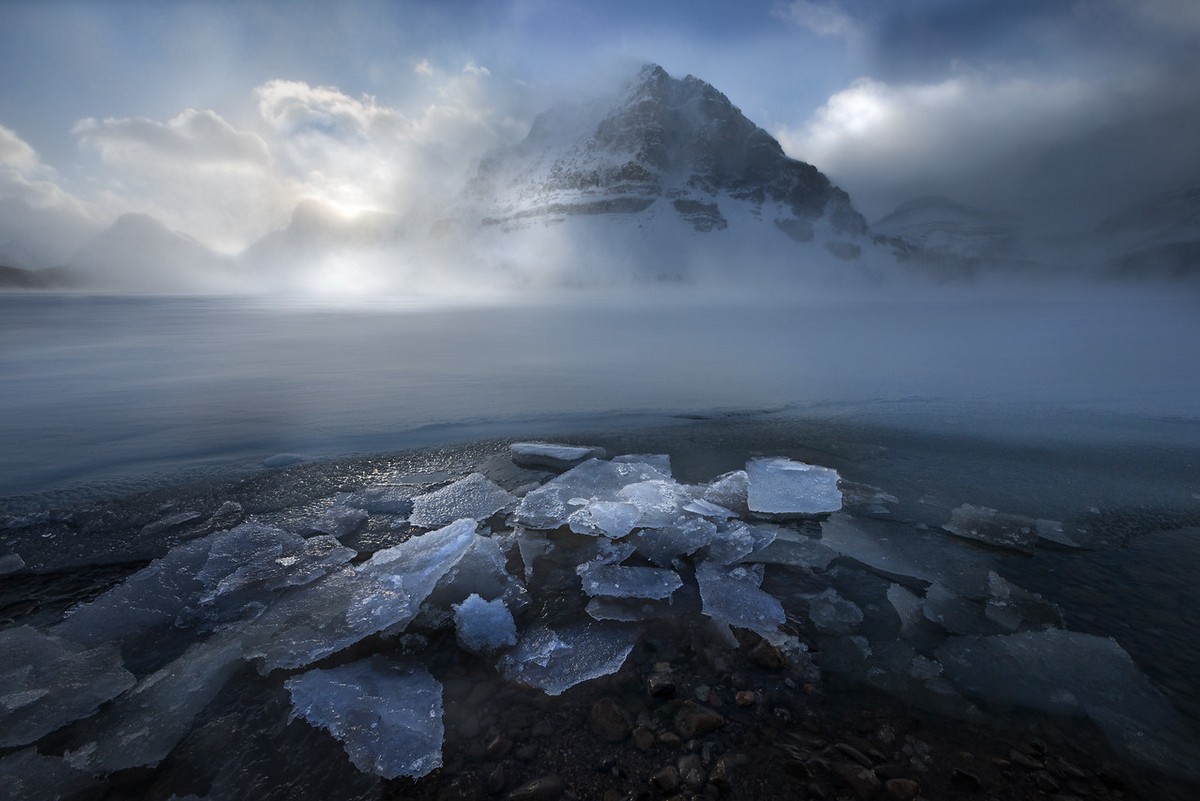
[[241, 199, 406, 292], [870, 196, 1037, 281], [70, 213, 237, 292], [456, 64, 874, 286], [1096, 184, 1200, 280]]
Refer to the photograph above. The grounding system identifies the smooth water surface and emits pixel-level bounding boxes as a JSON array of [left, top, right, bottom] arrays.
[[2, 289, 1197, 497]]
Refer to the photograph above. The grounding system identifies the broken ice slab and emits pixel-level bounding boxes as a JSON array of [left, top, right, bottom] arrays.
[[67, 633, 244, 772], [616, 479, 692, 528], [567, 501, 641, 538], [983, 572, 1062, 631], [0, 749, 100, 801], [303, 504, 368, 539], [499, 621, 640, 696], [745, 458, 842, 518], [286, 656, 443, 780], [694, 562, 786, 635], [704, 521, 777, 565], [613, 453, 672, 474], [682, 498, 737, 520], [745, 528, 837, 571], [0, 626, 135, 748], [701, 470, 749, 516], [510, 442, 606, 471], [921, 582, 998, 636], [408, 473, 515, 529], [806, 588, 864, 635], [887, 583, 924, 639], [514, 458, 671, 530], [0, 553, 23, 574], [576, 560, 683, 600], [243, 519, 485, 671], [55, 522, 355, 652], [941, 504, 1063, 555], [585, 596, 676, 623], [339, 485, 416, 515], [819, 514, 994, 599], [631, 517, 716, 567], [139, 510, 204, 537], [453, 594, 517, 654], [937, 629, 1200, 778]]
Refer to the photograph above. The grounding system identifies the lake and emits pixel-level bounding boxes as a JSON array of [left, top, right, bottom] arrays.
[[1, 288, 1199, 800]]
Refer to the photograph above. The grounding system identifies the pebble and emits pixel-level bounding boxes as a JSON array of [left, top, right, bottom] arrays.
[[833, 762, 881, 800], [693, 684, 711, 703], [590, 699, 633, 743], [632, 727, 656, 751], [950, 769, 981, 792], [650, 765, 680, 793], [487, 736, 513, 758], [749, 639, 786, 669], [674, 702, 726, 739], [735, 690, 756, 707], [506, 775, 564, 801], [647, 671, 677, 699], [883, 778, 918, 800], [677, 754, 705, 790], [1009, 750, 1045, 770], [836, 743, 875, 769]]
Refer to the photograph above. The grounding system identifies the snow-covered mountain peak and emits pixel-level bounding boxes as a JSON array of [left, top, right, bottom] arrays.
[[467, 64, 866, 244]]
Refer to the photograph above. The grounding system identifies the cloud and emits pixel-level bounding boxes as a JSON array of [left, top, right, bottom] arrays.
[[74, 109, 271, 165], [774, 1, 858, 39], [779, 61, 1200, 225]]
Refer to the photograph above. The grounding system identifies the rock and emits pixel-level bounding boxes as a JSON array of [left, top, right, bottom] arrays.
[[949, 768, 981, 791], [650, 765, 680, 793], [735, 690, 756, 707], [834, 762, 881, 799], [507, 775, 565, 801], [836, 743, 875, 769], [749, 639, 786, 670], [647, 670, 677, 699], [677, 754, 705, 790], [709, 753, 744, 788], [487, 736, 513, 758], [1009, 749, 1044, 770], [674, 702, 726, 739], [590, 698, 633, 743], [633, 726, 656, 751], [883, 778, 918, 800]]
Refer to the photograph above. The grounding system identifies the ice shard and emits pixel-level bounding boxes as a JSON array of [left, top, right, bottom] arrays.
[[694, 562, 786, 635], [0, 626, 135, 748], [499, 622, 640, 696], [746, 458, 842, 517], [286, 656, 444, 779], [408, 473, 515, 529], [510, 442, 606, 471], [453, 594, 517, 654], [514, 459, 671, 530]]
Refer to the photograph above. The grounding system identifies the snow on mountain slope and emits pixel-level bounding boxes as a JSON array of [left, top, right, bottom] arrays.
[[1097, 184, 1200, 279], [453, 64, 877, 287]]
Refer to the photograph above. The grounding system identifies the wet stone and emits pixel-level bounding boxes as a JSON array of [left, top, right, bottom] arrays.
[[674, 702, 726, 739], [677, 754, 705, 790], [950, 768, 982, 791], [633, 726, 656, 751], [506, 774, 565, 801], [590, 698, 633, 743], [883, 777, 919, 800], [834, 762, 882, 799], [650, 765, 680, 793]]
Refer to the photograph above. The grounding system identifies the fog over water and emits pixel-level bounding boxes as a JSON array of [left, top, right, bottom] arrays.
[[2, 285, 1196, 497]]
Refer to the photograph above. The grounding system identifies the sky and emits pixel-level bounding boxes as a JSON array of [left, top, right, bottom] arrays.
[[1, 0, 1198, 269]]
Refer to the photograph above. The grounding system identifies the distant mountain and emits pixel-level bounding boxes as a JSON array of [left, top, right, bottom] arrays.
[[457, 64, 874, 285], [70, 213, 237, 292], [1097, 184, 1200, 279], [871, 196, 1037, 281], [241, 199, 405, 292], [0, 264, 77, 289]]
